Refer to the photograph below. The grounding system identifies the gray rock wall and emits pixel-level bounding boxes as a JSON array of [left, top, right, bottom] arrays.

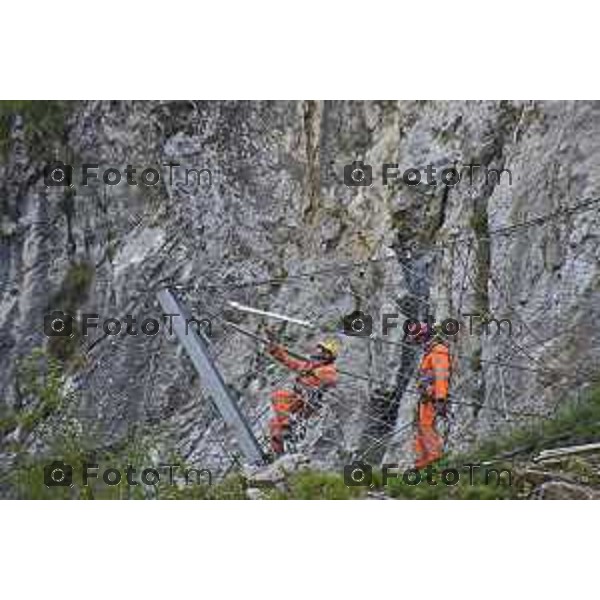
[[1, 100, 599, 473]]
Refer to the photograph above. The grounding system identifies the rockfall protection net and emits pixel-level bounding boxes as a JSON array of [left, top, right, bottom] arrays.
[[83, 194, 600, 476]]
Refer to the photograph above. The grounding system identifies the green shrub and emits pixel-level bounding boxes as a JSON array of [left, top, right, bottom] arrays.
[[6, 357, 599, 500], [466, 385, 600, 463], [52, 261, 94, 311], [268, 471, 364, 499], [469, 209, 488, 236], [382, 463, 515, 499], [0, 100, 72, 159], [14, 349, 67, 434], [46, 261, 94, 363]]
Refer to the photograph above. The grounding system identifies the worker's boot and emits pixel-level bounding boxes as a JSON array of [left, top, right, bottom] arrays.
[[270, 433, 285, 456], [269, 416, 287, 456]]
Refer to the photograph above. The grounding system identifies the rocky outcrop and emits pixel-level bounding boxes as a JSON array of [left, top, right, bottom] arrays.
[[1, 101, 599, 477]]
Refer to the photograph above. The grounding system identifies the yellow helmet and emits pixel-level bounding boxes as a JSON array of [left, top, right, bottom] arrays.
[[317, 339, 340, 359]]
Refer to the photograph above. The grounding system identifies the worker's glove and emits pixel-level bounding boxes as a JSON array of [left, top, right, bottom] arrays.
[[267, 343, 281, 356]]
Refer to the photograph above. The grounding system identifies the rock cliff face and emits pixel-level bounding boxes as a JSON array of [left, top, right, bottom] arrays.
[[1, 100, 599, 475]]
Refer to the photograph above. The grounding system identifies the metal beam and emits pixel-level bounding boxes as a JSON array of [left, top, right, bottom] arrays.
[[156, 288, 266, 465]]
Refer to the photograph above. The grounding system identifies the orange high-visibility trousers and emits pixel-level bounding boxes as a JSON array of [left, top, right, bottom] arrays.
[[269, 389, 304, 455], [269, 413, 288, 455], [414, 401, 443, 469]]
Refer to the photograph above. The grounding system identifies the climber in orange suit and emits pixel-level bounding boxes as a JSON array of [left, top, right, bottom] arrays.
[[408, 322, 452, 469], [267, 339, 339, 456]]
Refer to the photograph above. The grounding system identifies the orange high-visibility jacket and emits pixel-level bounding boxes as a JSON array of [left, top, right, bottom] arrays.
[[269, 345, 338, 389], [419, 342, 451, 400]]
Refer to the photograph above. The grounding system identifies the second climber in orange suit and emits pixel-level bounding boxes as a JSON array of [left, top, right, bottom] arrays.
[[408, 323, 452, 469], [267, 339, 339, 456]]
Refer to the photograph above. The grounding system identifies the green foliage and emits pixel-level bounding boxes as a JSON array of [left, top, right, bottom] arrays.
[[14, 348, 67, 435], [52, 261, 94, 312], [6, 354, 599, 500], [470, 205, 491, 325], [4, 364, 246, 499], [267, 471, 364, 500], [0, 413, 18, 437], [467, 385, 600, 462], [391, 208, 430, 246], [469, 209, 489, 236], [2, 348, 82, 499], [0, 100, 72, 160], [381, 463, 515, 500], [8, 447, 246, 500], [159, 474, 248, 500], [263, 384, 600, 500], [106, 242, 117, 263], [390, 210, 410, 238], [47, 261, 94, 363], [434, 127, 457, 144]]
